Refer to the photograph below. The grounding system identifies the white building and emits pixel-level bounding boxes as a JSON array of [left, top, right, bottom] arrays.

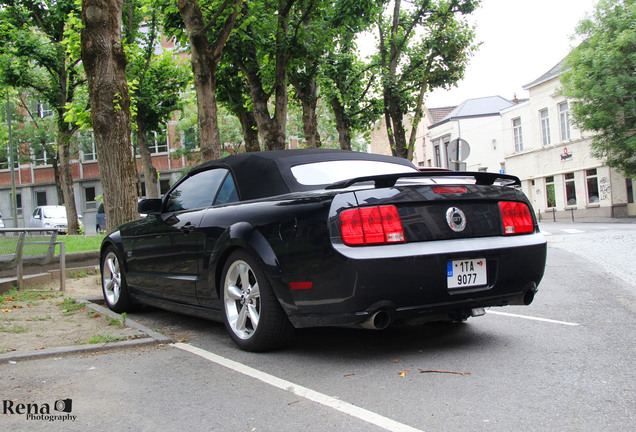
[[502, 60, 635, 220], [426, 96, 515, 172]]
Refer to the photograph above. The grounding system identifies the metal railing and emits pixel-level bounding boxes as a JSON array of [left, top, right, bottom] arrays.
[[0, 228, 66, 291]]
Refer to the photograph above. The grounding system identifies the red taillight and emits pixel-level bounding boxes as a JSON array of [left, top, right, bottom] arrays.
[[340, 205, 405, 246], [433, 186, 468, 194], [340, 208, 364, 245], [499, 201, 534, 235]]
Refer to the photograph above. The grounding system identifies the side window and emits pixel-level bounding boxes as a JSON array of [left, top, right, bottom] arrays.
[[165, 169, 229, 212], [214, 174, 239, 205]]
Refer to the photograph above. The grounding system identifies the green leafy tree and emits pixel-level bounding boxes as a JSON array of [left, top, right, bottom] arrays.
[[124, 0, 192, 198], [560, 0, 636, 178], [0, 0, 86, 233], [165, 0, 243, 161], [288, 0, 384, 151], [322, 0, 383, 151], [376, 0, 479, 159], [81, 0, 139, 231], [215, 61, 260, 152], [0, 90, 22, 170]]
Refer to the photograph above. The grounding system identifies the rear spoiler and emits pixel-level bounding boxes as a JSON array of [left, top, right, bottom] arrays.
[[326, 171, 521, 190]]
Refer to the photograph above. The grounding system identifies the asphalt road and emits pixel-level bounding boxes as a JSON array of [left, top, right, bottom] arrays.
[[2, 222, 635, 431]]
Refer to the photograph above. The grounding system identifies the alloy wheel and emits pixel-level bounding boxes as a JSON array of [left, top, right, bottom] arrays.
[[224, 260, 261, 340]]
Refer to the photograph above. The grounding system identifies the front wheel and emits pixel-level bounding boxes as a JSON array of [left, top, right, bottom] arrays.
[[101, 246, 136, 313], [221, 250, 294, 352]]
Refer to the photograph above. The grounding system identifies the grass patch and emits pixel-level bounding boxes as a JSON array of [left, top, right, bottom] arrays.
[[108, 312, 127, 328], [1, 288, 60, 305], [81, 333, 127, 344], [57, 297, 86, 316], [55, 235, 105, 253], [0, 324, 28, 333], [0, 234, 104, 257]]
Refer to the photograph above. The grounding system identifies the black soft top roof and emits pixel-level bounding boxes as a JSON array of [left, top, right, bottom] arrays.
[[188, 149, 416, 201]]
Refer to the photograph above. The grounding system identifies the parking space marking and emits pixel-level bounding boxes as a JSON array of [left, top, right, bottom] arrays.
[[562, 228, 585, 234], [173, 342, 423, 432], [541, 230, 552, 236], [488, 310, 580, 326]]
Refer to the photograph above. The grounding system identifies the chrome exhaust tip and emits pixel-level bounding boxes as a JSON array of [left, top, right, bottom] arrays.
[[361, 310, 391, 330]]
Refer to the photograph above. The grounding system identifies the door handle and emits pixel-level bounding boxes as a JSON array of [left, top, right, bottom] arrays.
[[180, 221, 194, 234]]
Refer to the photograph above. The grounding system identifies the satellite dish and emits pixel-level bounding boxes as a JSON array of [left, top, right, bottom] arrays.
[[447, 138, 470, 162]]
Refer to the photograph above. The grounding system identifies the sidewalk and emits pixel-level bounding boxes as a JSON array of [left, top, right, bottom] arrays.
[[0, 275, 172, 363]]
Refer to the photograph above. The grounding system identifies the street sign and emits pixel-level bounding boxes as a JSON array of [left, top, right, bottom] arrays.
[[447, 138, 470, 162]]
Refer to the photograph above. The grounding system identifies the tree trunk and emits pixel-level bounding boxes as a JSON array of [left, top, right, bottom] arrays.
[[178, 0, 221, 161], [269, 9, 290, 151], [56, 128, 80, 234], [135, 119, 159, 198], [82, 0, 139, 231], [406, 82, 427, 161], [389, 102, 408, 159], [293, 75, 321, 148], [51, 156, 63, 205], [179, 0, 243, 161], [237, 110, 260, 152], [330, 97, 351, 151]]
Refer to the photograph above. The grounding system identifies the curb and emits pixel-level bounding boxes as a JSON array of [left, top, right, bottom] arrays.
[[0, 297, 173, 363]]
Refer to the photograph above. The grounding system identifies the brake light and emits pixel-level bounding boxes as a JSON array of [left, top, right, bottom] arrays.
[[433, 186, 468, 194], [499, 201, 534, 235], [340, 205, 405, 245]]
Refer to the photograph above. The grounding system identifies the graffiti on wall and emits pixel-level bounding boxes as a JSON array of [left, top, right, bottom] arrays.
[[600, 176, 611, 201]]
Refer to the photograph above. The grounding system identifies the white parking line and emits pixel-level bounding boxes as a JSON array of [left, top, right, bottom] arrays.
[[173, 342, 424, 432], [488, 310, 580, 326], [541, 230, 552, 236], [562, 228, 585, 234]]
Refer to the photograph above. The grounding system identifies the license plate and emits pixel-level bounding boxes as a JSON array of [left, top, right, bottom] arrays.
[[447, 258, 487, 289]]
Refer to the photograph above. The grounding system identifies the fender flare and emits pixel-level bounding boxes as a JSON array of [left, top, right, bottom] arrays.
[[208, 222, 295, 313], [99, 230, 125, 270]]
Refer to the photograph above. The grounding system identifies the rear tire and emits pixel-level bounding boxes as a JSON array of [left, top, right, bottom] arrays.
[[101, 246, 136, 313], [221, 250, 294, 352]]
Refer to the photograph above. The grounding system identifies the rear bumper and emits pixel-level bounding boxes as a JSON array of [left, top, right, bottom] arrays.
[[283, 234, 547, 328]]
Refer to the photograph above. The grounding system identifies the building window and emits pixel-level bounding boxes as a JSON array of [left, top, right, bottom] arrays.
[[546, 176, 556, 208], [540, 108, 551, 146], [433, 140, 442, 167], [512, 117, 523, 152], [30, 99, 53, 118], [627, 179, 634, 204], [16, 193, 22, 215], [80, 130, 97, 162], [36, 191, 47, 206], [84, 186, 97, 210], [586, 169, 599, 203], [34, 148, 53, 166], [559, 101, 571, 141], [148, 130, 168, 154], [183, 127, 199, 150], [565, 173, 576, 206], [160, 179, 171, 195]]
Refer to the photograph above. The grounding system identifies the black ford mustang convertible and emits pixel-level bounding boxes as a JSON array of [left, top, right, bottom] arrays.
[[100, 149, 547, 351]]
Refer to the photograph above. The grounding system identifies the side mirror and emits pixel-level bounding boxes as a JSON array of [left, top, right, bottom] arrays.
[[138, 198, 162, 215]]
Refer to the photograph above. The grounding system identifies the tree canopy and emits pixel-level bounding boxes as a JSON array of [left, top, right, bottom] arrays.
[[0, 0, 86, 233], [561, 0, 636, 178]]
